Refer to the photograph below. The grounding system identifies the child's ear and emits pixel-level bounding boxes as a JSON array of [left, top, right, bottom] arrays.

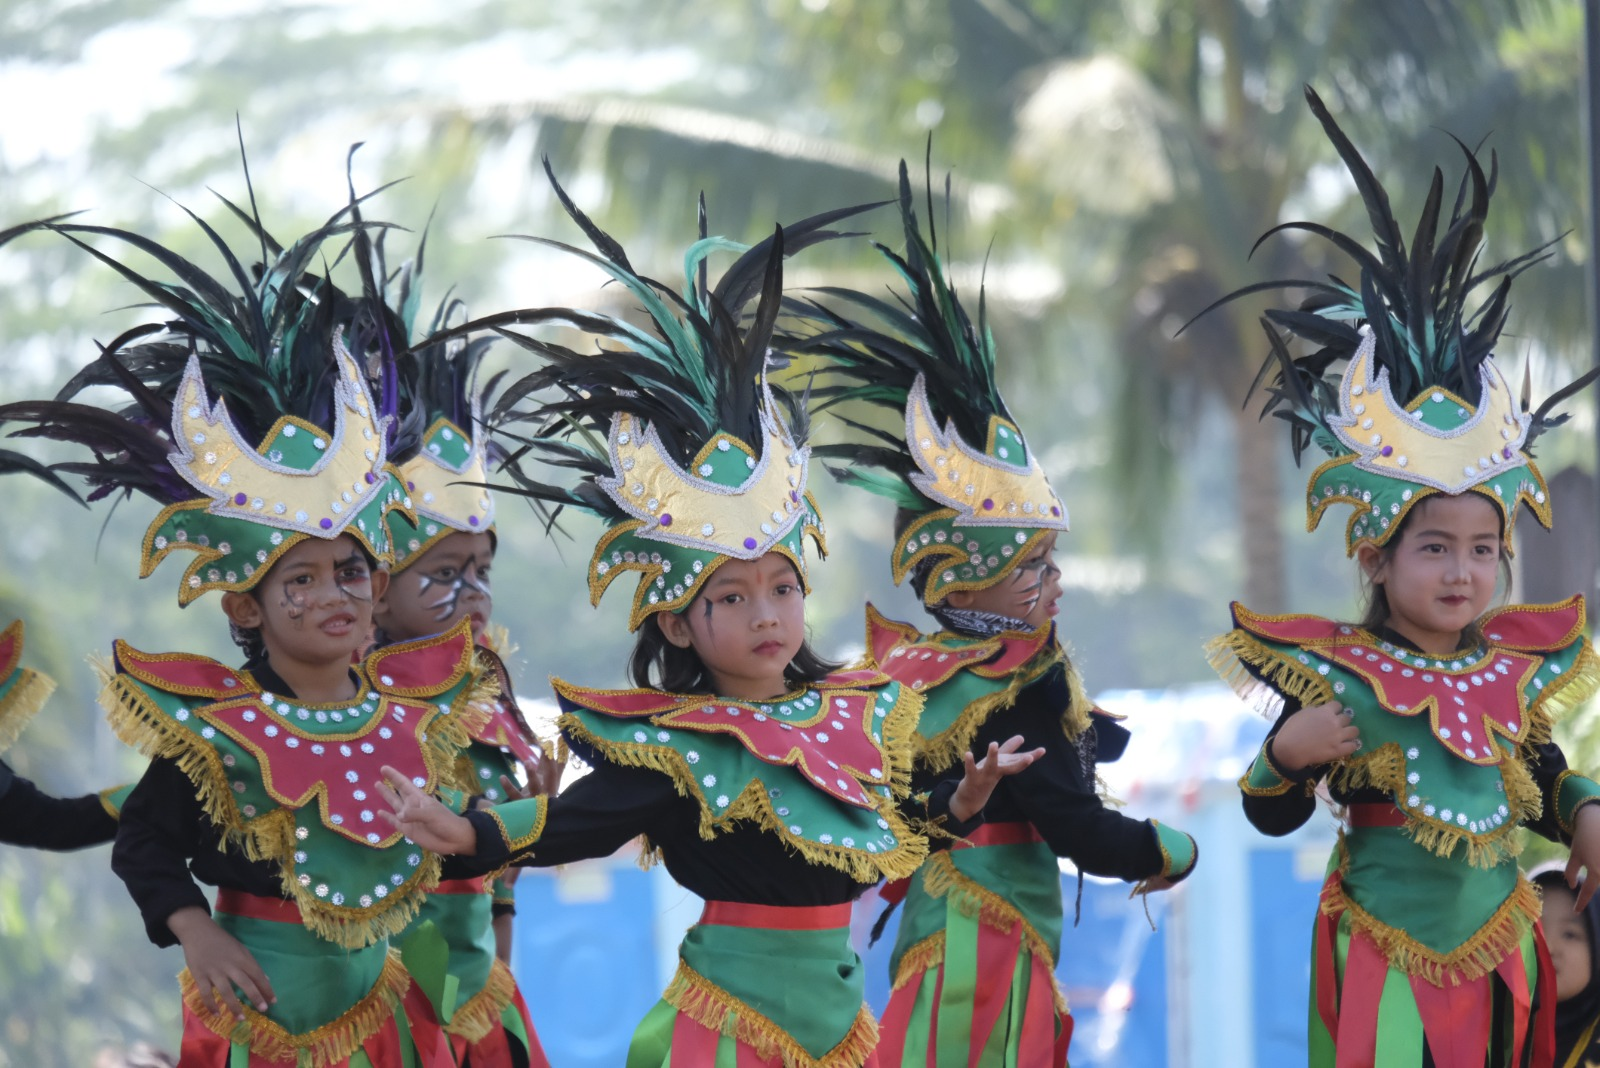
[[369, 568, 391, 604], [221, 591, 263, 629], [655, 608, 696, 649], [943, 589, 975, 610], [1356, 543, 1385, 584]]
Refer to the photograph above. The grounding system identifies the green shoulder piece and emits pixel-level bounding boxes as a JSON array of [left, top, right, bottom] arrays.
[[552, 667, 927, 882], [99, 782, 136, 819]]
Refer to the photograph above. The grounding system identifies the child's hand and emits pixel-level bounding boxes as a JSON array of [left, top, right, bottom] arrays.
[[1565, 804, 1600, 910], [950, 735, 1047, 823], [168, 906, 274, 1021], [528, 748, 565, 797], [1271, 700, 1361, 772], [376, 766, 478, 855]]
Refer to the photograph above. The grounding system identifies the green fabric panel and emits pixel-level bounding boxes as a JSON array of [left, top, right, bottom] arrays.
[[499, 996, 530, 1052], [890, 840, 1064, 979], [1373, 960, 1425, 1065], [1559, 774, 1600, 830], [398, 889, 496, 1005], [992, 951, 1029, 1068], [898, 969, 939, 1068], [213, 912, 390, 1035], [626, 998, 679, 1068], [461, 741, 522, 805], [914, 668, 1012, 744], [676, 920, 863, 1059], [228, 1043, 251, 1068], [1341, 829, 1515, 954], [935, 904, 979, 1068], [487, 796, 547, 846], [1152, 821, 1196, 877]]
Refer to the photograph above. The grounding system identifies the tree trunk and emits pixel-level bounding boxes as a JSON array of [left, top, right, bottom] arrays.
[[1232, 401, 1286, 612]]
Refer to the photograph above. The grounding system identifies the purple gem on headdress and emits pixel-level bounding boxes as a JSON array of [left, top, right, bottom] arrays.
[[659, 513, 673, 527], [1380, 445, 1393, 457], [1051, 506, 1061, 517], [789, 491, 799, 502], [319, 518, 334, 530], [982, 498, 994, 511], [743, 537, 758, 550], [233, 492, 248, 505], [407, 481, 416, 491], [365, 471, 377, 484], [1503, 447, 1514, 460], [467, 515, 480, 526]]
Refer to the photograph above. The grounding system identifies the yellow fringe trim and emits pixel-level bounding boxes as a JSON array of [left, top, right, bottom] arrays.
[[0, 668, 54, 757], [915, 645, 1066, 772], [443, 957, 518, 1042], [1205, 629, 1333, 716], [915, 852, 1069, 1017], [556, 682, 929, 883], [889, 931, 948, 992], [96, 655, 495, 948], [179, 947, 410, 1067], [663, 960, 879, 1068], [1324, 838, 1541, 987]]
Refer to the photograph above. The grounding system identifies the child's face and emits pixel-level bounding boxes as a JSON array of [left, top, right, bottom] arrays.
[[656, 552, 806, 701], [940, 531, 1061, 629], [223, 534, 386, 667], [1542, 882, 1593, 1001], [374, 531, 495, 642], [1358, 494, 1500, 655]]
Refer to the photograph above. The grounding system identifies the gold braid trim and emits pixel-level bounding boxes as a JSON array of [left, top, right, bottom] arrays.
[[1530, 639, 1600, 741], [890, 862, 1069, 1017], [0, 668, 53, 756], [663, 959, 879, 1068], [443, 957, 518, 1042], [98, 665, 468, 949], [1205, 629, 1334, 714], [1324, 839, 1540, 987], [915, 645, 1065, 772], [179, 947, 410, 1067], [556, 683, 929, 884]]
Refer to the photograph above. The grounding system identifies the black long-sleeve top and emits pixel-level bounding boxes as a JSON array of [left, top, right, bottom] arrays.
[[464, 761, 974, 906], [1241, 626, 1572, 844], [111, 659, 312, 948], [912, 661, 1167, 882], [0, 760, 118, 851]]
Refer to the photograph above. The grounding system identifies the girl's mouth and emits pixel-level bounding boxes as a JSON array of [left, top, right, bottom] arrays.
[[753, 640, 785, 656], [321, 614, 356, 635]]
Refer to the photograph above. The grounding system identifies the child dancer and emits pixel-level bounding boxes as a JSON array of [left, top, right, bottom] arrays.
[[0, 197, 493, 1067], [365, 244, 553, 1068], [785, 161, 1197, 1067], [1206, 87, 1600, 1067], [378, 170, 1042, 1068]]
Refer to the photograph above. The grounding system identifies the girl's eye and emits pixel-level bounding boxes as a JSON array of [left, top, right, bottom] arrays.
[[434, 568, 457, 581], [721, 594, 743, 605], [290, 574, 313, 585]]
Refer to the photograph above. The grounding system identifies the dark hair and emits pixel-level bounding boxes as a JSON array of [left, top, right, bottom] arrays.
[[626, 560, 842, 693], [1356, 492, 1512, 647]]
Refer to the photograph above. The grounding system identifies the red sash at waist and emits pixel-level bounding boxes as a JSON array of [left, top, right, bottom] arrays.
[[215, 889, 302, 923], [432, 877, 489, 895], [1347, 803, 1407, 828], [954, 821, 1046, 849], [698, 900, 852, 931]]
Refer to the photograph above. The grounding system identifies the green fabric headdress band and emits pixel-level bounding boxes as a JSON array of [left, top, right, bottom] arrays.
[[1305, 329, 1548, 554], [586, 395, 826, 632], [891, 376, 1067, 603], [142, 330, 413, 604]]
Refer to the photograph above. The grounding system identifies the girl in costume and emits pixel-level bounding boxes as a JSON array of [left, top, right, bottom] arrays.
[[377, 167, 1042, 1068], [1205, 87, 1600, 1068], [0, 194, 494, 1068], [783, 161, 1197, 1067], [362, 238, 554, 1068], [1532, 867, 1600, 1067]]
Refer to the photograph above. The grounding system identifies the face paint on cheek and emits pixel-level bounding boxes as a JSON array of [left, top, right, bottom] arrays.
[[337, 575, 374, 603], [280, 583, 311, 626], [420, 556, 489, 621]]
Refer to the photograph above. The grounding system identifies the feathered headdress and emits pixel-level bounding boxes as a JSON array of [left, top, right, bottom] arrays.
[[782, 159, 1067, 605], [453, 161, 879, 631], [0, 170, 413, 604], [1198, 86, 1596, 555]]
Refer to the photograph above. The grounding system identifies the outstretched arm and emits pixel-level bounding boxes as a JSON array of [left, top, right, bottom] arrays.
[[948, 735, 1045, 824]]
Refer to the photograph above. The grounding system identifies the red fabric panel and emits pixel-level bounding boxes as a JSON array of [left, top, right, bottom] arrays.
[[1535, 924, 1557, 1067], [668, 1010, 723, 1067], [876, 970, 922, 1068], [1017, 949, 1064, 1067], [402, 979, 455, 1068], [1409, 970, 1492, 1068], [1345, 804, 1406, 829], [970, 921, 1024, 1065], [1314, 879, 1342, 1041], [1494, 942, 1531, 1066], [699, 900, 852, 930], [957, 823, 1046, 849], [1333, 931, 1386, 1068], [215, 889, 302, 923], [361, 1016, 401, 1068], [509, 986, 552, 1068], [465, 1024, 512, 1068], [176, 1003, 237, 1067]]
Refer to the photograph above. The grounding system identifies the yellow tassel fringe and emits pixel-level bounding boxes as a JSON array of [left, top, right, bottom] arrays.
[[915, 645, 1065, 772], [663, 960, 879, 1068], [0, 668, 55, 756], [179, 947, 411, 1067], [443, 957, 518, 1042], [1324, 838, 1541, 987]]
